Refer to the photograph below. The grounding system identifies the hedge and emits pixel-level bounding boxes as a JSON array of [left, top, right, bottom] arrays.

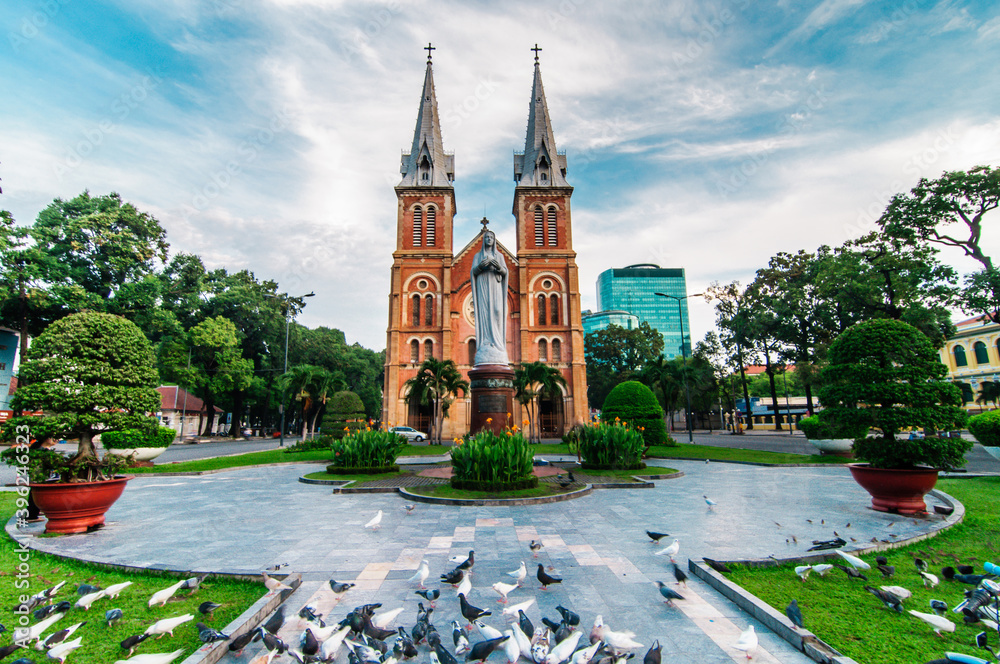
[[600, 381, 669, 446], [968, 410, 1000, 446], [101, 427, 176, 449]]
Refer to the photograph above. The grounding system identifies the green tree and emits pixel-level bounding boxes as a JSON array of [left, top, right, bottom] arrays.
[[4, 312, 161, 464], [514, 361, 567, 443], [706, 281, 759, 429], [405, 358, 468, 444], [279, 364, 323, 441], [584, 322, 664, 409]]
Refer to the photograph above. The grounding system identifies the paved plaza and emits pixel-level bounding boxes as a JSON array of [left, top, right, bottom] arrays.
[[7, 455, 968, 664]]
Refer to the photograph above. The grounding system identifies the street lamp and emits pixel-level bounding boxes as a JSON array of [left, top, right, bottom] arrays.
[[655, 291, 703, 444], [269, 291, 315, 447]]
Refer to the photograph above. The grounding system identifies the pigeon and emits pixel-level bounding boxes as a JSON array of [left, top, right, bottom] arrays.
[[914, 557, 929, 572], [646, 531, 669, 542], [198, 622, 230, 643], [734, 625, 757, 660], [75, 589, 106, 610], [530, 630, 549, 664], [76, 584, 101, 597], [785, 600, 804, 629], [475, 620, 503, 640], [299, 605, 324, 626], [537, 565, 562, 589], [930, 599, 948, 615], [198, 601, 222, 617], [320, 626, 351, 661], [365, 510, 383, 531], [460, 594, 492, 626], [794, 566, 812, 582], [957, 564, 976, 575], [301, 629, 320, 657], [144, 614, 193, 638], [508, 562, 527, 585], [864, 586, 904, 612], [409, 561, 431, 589], [875, 555, 888, 566], [876, 564, 895, 579], [416, 588, 441, 604], [0, 646, 22, 660], [329, 580, 355, 594], [501, 599, 535, 617], [435, 643, 460, 664], [46, 636, 82, 663], [502, 629, 520, 664], [642, 640, 661, 664], [120, 633, 151, 656], [517, 610, 534, 639], [374, 607, 405, 629], [654, 540, 679, 561], [105, 608, 123, 626], [571, 639, 603, 664], [545, 630, 582, 664], [529, 541, 543, 557], [879, 585, 912, 600], [703, 558, 731, 574], [656, 581, 684, 606], [908, 610, 955, 635], [148, 580, 187, 607], [492, 582, 518, 604], [38, 622, 87, 651], [456, 573, 473, 598], [263, 606, 286, 634], [812, 564, 833, 576], [37, 582, 67, 600], [104, 582, 133, 598], [181, 575, 207, 592], [451, 551, 475, 570], [509, 622, 531, 660], [831, 564, 867, 581], [555, 605, 580, 627], [34, 603, 69, 621], [25, 612, 67, 643], [229, 628, 263, 655], [113, 651, 184, 664], [403, 504, 416, 515], [453, 621, 471, 655], [672, 563, 688, 587], [919, 571, 940, 588], [591, 616, 642, 654], [466, 635, 509, 662], [835, 549, 871, 571], [703, 495, 717, 509], [262, 572, 292, 592], [426, 624, 443, 649], [441, 568, 466, 585]]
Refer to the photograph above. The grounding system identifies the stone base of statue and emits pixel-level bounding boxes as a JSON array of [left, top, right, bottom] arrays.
[[469, 365, 515, 435]]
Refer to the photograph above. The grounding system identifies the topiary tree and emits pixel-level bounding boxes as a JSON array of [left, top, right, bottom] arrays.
[[818, 319, 969, 468], [968, 410, 1000, 446], [321, 390, 367, 439], [600, 380, 669, 446], [5, 312, 161, 470]]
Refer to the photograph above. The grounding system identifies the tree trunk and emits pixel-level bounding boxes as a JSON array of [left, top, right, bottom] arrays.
[[764, 351, 782, 431], [201, 397, 216, 436], [228, 389, 245, 437], [737, 341, 753, 430], [74, 431, 98, 463], [805, 383, 815, 416]]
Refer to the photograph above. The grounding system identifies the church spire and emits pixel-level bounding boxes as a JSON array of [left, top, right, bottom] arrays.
[[400, 45, 454, 187], [514, 46, 569, 187]]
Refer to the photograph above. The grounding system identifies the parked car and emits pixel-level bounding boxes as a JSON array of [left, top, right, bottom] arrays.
[[390, 426, 428, 442]]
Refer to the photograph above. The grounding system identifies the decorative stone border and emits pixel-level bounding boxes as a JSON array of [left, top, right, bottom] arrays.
[[398, 485, 594, 506]]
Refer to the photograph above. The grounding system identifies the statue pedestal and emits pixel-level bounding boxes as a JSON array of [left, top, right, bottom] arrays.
[[469, 365, 515, 435]]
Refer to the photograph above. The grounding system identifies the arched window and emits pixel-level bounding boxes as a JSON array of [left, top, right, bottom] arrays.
[[954, 345, 968, 367], [426, 206, 436, 246], [410, 340, 420, 363], [425, 294, 434, 326], [552, 338, 561, 362], [424, 340, 433, 360], [538, 339, 548, 362], [974, 341, 989, 364], [468, 340, 477, 365], [537, 294, 547, 326], [413, 206, 423, 246], [547, 207, 557, 246], [534, 206, 544, 246], [412, 294, 421, 326], [550, 293, 559, 325], [959, 382, 974, 404]]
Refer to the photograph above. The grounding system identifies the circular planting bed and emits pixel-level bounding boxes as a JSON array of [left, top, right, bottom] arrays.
[[400, 483, 592, 506]]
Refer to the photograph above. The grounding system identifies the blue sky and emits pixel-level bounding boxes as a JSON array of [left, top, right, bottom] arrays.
[[2, 0, 998, 349]]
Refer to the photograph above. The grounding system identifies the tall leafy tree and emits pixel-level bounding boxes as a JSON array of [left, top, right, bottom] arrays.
[[514, 361, 567, 443], [278, 364, 323, 441], [584, 322, 663, 409], [405, 358, 468, 444], [706, 281, 758, 429]]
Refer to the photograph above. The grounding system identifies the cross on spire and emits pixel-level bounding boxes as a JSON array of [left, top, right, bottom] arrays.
[[531, 43, 542, 63], [424, 42, 435, 63], [480, 216, 490, 231]]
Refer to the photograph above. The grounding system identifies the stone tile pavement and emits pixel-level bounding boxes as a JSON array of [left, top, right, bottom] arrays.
[[8, 460, 958, 663]]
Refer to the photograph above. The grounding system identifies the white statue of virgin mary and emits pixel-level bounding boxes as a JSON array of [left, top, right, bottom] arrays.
[[470, 229, 509, 365]]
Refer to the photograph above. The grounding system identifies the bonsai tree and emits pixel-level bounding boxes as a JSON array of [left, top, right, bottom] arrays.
[[817, 319, 969, 469], [600, 380, 670, 447], [3, 312, 161, 480]]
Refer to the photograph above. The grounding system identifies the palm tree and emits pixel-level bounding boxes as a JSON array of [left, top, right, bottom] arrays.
[[308, 368, 348, 435], [405, 358, 469, 444], [279, 363, 321, 441], [514, 361, 567, 443]]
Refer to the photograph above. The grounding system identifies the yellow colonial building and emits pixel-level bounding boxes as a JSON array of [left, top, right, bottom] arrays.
[[940, 315, 1000, 412]]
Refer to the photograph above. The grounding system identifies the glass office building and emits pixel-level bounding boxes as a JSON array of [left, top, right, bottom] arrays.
[[595, 264, 691, 359], [581, 310, 640, 337]]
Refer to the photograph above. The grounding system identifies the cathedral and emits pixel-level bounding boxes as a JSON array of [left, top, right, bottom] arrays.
[[381, 49, 589, 439]]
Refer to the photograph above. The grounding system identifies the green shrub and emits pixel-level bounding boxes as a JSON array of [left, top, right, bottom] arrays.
[[329, 428, 405, 469], [797, 414, 866, 440], [101, 427, 176, 449], [576, 421, 646, 469], [852, 435, 972, 470], [600, 381, 669, 446], [321, 391, 368, 439], [450, 430, 534, 487], [284, 435, 334, 453], [968, 410, 1000, 446]]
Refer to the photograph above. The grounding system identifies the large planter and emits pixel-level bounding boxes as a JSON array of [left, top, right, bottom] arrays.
[[30, 476, 132, 534], [105, 447, 169, 462], [808, 438, 854, 456], [847, 463, 939, 514]]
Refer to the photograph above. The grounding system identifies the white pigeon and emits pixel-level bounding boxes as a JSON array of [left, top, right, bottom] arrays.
[[113, 650, 185, 664], [919, 571, 940, 588], [510, 622, 533, 659], [591, 616, 642, 654], [373, 607, 404, 629], [26, 612, 66, 642], [148, 579, 187, 607], [654, 539, 680, 561], [908, 610, 955, 635], [530, 631, 550, 664], [502, 598, 535, 617], [794, 565, 812, 582], [365, 510, 383, 530], [104, 581, 133, 598], [704, 495, 717, 509], [476, 619, 503, 640], [813, 564, 834, 576], [262, 572, 292, 592], [37, 621, 87, 651], [880, 585, 912, 600], [46, 636, 82, 663], [75, 588, 107, 610], [144, 613, 194, 638], [508, 561, 527, 585], [492, 581, 519, 604], [311, 621, 347, 642], [570, 639, 603, 664], [319, 626, 351, 661], [835, 549, 871, 571], [502, 629, 520, 664], [734, 625, 757, 660], [408, 560, 430, 588], [545, 629, 582, 664], [456, 573, 472, 597]]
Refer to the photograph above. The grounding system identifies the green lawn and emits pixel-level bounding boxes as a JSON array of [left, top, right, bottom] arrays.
[[724, 477, 1000, 664], [647, 443, 847, 465], [0, 493, 262, 662]]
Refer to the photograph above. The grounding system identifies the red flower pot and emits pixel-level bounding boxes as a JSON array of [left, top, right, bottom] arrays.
[[847, 463, 939, 514], [30, 476, 132, 534]]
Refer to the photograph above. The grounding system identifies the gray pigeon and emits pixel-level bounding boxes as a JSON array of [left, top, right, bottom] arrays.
[[656, 581, 684, 605], [785, 599, 804, 629]]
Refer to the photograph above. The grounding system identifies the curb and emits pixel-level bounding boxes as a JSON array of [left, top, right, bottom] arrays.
[[398, 484, 594, 506]]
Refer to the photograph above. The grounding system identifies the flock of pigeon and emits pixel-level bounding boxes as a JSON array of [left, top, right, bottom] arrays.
[[1, 573, 222, 663]]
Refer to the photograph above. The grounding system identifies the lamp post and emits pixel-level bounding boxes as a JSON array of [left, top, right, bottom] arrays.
[[655, 292, 703, 444], [269, 292, 315, 447]]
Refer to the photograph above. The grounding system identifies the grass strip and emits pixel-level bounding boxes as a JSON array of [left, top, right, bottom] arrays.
[[647, 443, 846, 465], [407, 483, 571, 500], [301, 470, 409, 484], [724, 477, 1000, 664], [0, 492, 262, 662]]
